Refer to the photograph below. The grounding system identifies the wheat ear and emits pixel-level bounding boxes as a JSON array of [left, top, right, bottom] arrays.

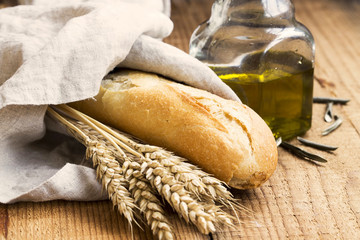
[[122, 160, 173, 240], [138, 157, 235, 234]]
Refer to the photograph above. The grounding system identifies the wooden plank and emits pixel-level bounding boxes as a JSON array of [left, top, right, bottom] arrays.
[[3, 200, 206, 240], [0, 205, 8, 239]]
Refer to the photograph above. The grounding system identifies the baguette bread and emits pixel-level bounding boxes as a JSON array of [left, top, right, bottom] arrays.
[[70, 69, 278, 189]]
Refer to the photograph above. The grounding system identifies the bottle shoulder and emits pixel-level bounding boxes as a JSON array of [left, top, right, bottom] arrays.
[[189, 0, 315, 66]]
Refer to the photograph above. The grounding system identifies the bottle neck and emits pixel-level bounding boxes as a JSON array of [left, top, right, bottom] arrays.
[[211, 0, 295, 22]]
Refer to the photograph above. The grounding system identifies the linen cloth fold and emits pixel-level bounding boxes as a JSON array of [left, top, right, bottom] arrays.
[[0, 0, 239, 203]]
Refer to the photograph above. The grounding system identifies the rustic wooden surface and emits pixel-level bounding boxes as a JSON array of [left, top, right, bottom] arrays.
[[1, 0, 360, 239]]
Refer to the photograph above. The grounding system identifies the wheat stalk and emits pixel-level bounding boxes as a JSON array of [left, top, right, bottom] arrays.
[[47, 104, 244, 238], [139, 157, 230, 234], [122, 160, 173, 240], [143, 152, 242, 208], [89, 143, 139, 227]]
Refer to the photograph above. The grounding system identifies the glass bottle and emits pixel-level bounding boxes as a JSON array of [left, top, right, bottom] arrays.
[[189, 0, 315, 140]]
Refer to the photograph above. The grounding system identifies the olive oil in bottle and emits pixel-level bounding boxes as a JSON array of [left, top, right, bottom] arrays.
[[210, 63, 313, 140], [189, 0, 315, 140]]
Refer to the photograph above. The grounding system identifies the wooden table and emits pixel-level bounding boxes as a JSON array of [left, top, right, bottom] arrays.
[[1, 0, 360, 239]]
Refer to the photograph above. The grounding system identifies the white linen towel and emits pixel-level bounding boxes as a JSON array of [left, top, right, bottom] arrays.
[[0, 0, 239, 203]]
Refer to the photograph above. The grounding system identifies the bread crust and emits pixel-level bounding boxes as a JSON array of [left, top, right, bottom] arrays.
[[70, 69, 278, 189]]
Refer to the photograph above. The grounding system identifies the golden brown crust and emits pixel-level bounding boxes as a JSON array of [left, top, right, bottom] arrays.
[[70, 69, 278, 189], [229, 106, 278, 189]]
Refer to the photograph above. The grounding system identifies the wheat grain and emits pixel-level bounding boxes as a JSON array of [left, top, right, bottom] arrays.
[[122, 160, 174, 240], [138, 148, 246, 222], [136, 146, 240, 206], [139, 157, 233, 234], [91, 145, 139, 226]]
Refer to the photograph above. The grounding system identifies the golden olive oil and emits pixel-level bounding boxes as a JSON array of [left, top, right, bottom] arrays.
[[211, 67, 314, 140]]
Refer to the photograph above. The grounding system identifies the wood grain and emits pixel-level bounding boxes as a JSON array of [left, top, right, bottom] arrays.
[[1, 0, 360, 239]]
